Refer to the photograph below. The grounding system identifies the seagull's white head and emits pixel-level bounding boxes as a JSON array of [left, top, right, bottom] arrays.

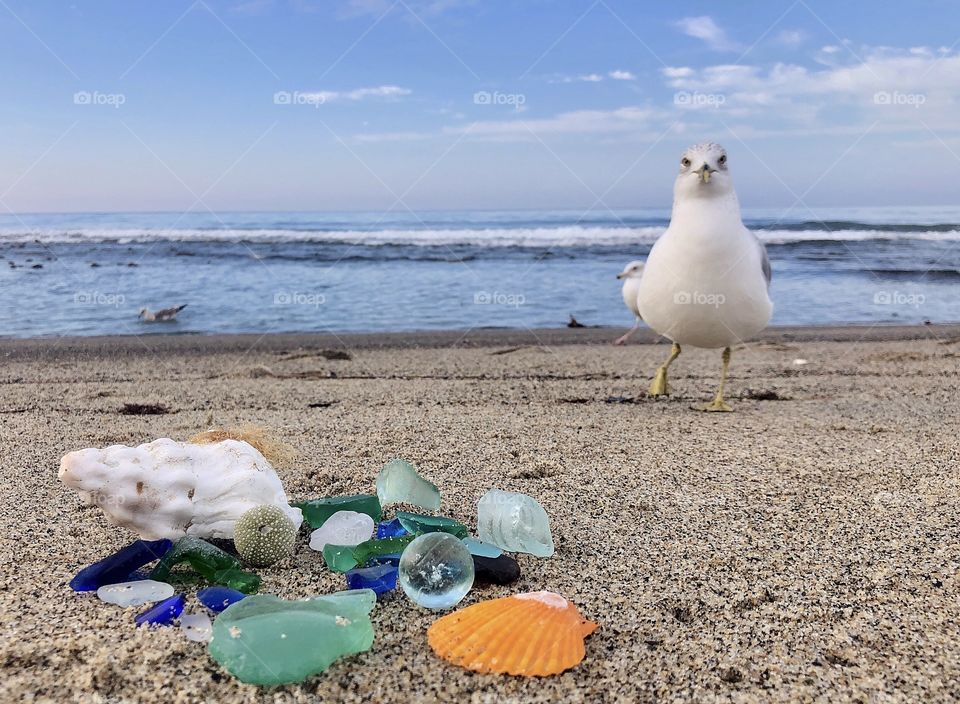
[[138, 308, 148, 318], [674, 142, 733, 201], [617, 260, 645, 280]]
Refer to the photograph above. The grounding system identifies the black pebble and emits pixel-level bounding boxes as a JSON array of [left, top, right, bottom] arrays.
[[473, 553, 521, 585]]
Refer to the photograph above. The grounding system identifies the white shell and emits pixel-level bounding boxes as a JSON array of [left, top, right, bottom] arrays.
[[59, 438, 302, 540]]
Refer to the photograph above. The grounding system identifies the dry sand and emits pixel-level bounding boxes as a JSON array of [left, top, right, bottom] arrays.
[[1, 326, 959, 703]]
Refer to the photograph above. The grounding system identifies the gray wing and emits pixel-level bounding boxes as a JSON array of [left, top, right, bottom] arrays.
[[751, 231, 772, 289], [155, 304, 187, 319]]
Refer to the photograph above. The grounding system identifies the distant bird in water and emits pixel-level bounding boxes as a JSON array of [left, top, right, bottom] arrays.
[[636, 142, 772, 411], [139, 304, 187, 322], [613, 260, 645, 345]]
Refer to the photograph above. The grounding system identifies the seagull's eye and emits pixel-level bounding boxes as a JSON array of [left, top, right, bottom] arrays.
[[681, 157, 691, 168], [718, 154, 727, 166]]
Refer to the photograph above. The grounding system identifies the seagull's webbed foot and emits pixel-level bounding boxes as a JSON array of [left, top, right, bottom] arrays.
[[648, 342, 681, 397], [648, 367, 671, 395], [698, 397, 733, 413], [696, 346, 733, 412]]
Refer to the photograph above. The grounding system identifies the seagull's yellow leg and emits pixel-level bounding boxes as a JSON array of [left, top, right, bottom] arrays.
[[700, 346, 733, 412], [648, 342, 681, 396]]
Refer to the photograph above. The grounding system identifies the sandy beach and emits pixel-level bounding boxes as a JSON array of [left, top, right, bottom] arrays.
[[2, 324, 959, 703]]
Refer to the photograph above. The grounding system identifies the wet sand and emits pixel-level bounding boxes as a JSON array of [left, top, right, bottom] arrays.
[[1, 325, 959, 702]]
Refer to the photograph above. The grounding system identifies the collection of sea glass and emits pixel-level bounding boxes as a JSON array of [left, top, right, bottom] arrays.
[[66, 452, 595, 686]]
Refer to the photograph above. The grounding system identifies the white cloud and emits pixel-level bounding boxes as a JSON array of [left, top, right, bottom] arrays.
[[662, 46, 960, 133], [549, 73, 603, 83], [355, 106, 669, 143], [675, 16, 740, 52], [231, 0, 274, 15], [360, 45, 960, 146], [776, 30, 805, 48], [354, 130, 434, 143], [458, 107, 659, 138], [551, 70, 636, 83], [308, 85, 412, 103], [550, 73, 603, 83]]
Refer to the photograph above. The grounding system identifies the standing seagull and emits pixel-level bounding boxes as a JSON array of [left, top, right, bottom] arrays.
[[636, 143, 772, 411], [613, 260, 645, 345]]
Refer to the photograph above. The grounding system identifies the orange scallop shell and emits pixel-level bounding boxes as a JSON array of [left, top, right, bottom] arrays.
[[427, 591, 598, 676]]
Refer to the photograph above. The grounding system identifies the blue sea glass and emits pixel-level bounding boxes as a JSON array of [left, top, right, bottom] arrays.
[[462, 537, 503, 558], [135, 593, 185, 627], [122, 568, 153, 583], [346, 564, 398, 595], [376, 518, 408, 540], [70, 539, 173, 592], [197, 586, 247, 613]]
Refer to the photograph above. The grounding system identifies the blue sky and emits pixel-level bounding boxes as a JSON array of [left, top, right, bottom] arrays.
[[1, 0, 959, 213]]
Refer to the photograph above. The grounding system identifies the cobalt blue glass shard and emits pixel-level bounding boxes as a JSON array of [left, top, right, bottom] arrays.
[[70, 539, 173, 592]]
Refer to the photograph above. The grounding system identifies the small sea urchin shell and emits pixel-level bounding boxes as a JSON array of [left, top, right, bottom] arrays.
[[427, 591, 598, 676], [234, 505, 297, 566]]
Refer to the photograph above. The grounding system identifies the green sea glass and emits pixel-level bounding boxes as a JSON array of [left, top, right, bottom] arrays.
[[150, 536, 261, 594], [396, 511, 468, 538], [293, 494, 382, 529], [322, 535, 417, 573], [208, 591, 376, 685], [376, 459, 441, 510]]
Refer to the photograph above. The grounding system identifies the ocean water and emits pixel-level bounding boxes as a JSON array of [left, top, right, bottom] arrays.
[[0, 207, 957, 338]]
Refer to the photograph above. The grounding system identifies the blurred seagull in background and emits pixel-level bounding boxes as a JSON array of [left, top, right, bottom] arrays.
[[636, 142, 772, 411], [138, 304, 187, 322], [613, 260, 645, 345]]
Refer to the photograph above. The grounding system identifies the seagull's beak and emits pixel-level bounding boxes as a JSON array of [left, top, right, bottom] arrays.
[[616, 271, 627, 279], [696, 164, 713, 183]]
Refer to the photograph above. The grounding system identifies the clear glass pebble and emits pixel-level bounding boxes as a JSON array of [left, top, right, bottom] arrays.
[[309, 511, 375, 552], [477, 489, 554, 557], [180, 612, 213, 642], [376, 459, 441, 510], [96, 579, 174, 607], [398, 533, 474, 610]]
